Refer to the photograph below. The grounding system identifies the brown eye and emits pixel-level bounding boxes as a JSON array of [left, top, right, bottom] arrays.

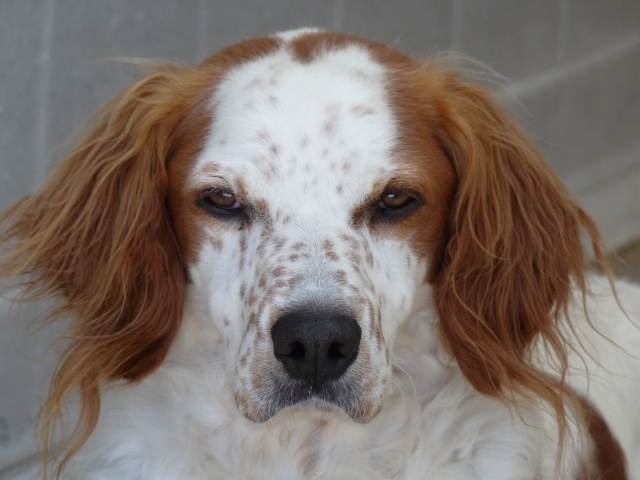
[[379, 191, 413, 210], [207, 190, 239, 209], [198, 188, 242, 216]]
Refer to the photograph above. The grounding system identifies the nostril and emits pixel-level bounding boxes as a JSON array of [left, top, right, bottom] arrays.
[[285, 342, 305, 360], [327, 342, 354, 361]]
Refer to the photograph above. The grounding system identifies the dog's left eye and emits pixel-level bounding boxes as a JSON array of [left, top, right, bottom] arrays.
[[379, 191, 414, 211], [371, 189, 422, 222]]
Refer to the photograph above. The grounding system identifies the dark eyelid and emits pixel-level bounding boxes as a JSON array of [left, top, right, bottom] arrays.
[[201, 186, 235, 198]]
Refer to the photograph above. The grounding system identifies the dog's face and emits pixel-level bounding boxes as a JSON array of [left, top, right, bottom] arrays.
[[169, 33, 456, 423]]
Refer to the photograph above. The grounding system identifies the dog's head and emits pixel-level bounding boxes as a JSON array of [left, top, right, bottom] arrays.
[[171, 32, 458, 423], [1, 30, 604, 455]]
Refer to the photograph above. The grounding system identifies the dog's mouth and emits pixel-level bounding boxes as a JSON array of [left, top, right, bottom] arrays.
[[279, 378, 376, 422], [237, 373, 383, 425]]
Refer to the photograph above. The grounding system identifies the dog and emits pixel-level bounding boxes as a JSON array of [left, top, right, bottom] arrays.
[[2, 29, 639, 479]]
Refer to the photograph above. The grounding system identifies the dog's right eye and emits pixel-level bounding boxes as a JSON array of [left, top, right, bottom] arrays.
[[197, 188, 243, 217]]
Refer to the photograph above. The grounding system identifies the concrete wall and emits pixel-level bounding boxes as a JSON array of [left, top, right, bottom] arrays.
[[1, 1, 639, 476]]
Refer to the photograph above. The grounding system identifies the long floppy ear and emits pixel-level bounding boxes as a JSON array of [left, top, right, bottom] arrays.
[[0, 64, 202, 466], [428, 69, 609, 420]]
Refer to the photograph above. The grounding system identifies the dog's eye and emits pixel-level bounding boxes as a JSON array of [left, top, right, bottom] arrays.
[[379, 191, 413, 211], [372, 189, 422, 223], [206, 190, 240, 209], [198, 188, 242, 216]]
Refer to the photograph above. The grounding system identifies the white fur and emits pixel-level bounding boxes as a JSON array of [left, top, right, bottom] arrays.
[[59, 35, 640, 479]]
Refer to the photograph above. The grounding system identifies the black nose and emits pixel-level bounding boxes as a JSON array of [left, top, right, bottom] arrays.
[[271, 310, 361, 391]]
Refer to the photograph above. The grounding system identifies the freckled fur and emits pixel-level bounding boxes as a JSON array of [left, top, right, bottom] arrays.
[[1, 29, 638, 479]]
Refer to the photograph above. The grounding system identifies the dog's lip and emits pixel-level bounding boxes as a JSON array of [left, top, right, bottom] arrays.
[[275, 392, 381, 424], [277, 396, 353, 419], [239, 368, 384, 424], [278, 384, 339, 410]]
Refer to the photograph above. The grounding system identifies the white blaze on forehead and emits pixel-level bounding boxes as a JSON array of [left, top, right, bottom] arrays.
[[274, 28, 322, 42], [194, 41, 398, 219]]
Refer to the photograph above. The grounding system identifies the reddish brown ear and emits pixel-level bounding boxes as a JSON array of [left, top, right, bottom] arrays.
[[0, 64, 205, 465], [2, 68, 189, 382], [428, 71, 606, 408]]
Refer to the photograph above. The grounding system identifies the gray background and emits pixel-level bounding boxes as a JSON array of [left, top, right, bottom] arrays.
[[1, 1, 639, 477]]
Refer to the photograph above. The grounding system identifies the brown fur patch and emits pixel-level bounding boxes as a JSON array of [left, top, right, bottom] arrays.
[[579, 398, 628, 479]]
